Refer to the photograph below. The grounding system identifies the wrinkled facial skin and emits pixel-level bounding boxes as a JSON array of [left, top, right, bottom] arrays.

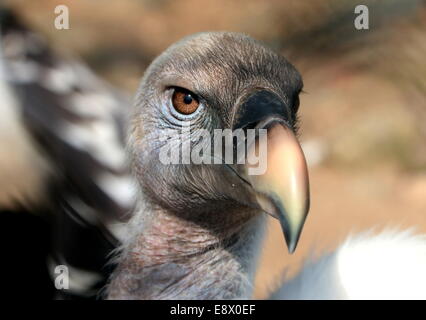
[[130, 32, 303, 221]]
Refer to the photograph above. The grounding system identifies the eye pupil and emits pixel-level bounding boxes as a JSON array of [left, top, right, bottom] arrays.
[[183, 94, 193, 104]]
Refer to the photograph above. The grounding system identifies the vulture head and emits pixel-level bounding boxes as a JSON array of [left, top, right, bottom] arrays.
[[109, 32, 310, 299]]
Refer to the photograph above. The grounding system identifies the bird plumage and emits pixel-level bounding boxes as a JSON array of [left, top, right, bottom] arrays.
[[0, 8, 135, 299], [271, 229, 426, 299]]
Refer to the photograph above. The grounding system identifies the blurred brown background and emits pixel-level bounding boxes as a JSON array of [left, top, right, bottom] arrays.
[[6, 0, 426, 298]]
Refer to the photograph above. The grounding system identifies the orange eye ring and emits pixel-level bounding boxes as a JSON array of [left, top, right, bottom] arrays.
[[171, 88, 200, 115]]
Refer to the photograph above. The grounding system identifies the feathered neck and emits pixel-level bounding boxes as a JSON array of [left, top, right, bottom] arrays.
[[106, 200, 266, 299]]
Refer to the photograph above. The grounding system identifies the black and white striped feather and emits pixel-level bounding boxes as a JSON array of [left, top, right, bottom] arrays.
[[0, 8, 135, 299]]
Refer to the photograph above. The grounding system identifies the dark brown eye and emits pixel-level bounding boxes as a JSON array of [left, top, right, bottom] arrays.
[[172, 88, 199, 115]]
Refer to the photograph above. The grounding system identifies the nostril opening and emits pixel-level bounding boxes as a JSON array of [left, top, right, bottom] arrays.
[[232, 89, 289, 130], [242, 121, 258, 130]]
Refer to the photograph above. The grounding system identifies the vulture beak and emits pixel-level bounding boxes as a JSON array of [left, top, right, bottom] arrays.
[[234, 90, 310, 253]]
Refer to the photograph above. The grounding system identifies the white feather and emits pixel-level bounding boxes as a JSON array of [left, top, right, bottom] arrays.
[[271, 229, 426, 299], [0, 39, 52, 209]]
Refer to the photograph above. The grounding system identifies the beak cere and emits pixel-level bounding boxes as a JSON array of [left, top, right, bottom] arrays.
[[246, 122, 310, 253], [233, 90, 310, 254]]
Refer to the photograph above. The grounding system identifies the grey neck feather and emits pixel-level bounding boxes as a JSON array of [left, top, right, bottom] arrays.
[[107, 197, 266, 300]]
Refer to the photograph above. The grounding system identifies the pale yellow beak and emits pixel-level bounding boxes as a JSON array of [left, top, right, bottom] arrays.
[[246, 121, 310, 253]]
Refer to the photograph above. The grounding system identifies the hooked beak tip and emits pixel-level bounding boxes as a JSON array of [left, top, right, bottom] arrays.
[[279, 214, 307, 254], [246, 120, 310, 254]]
